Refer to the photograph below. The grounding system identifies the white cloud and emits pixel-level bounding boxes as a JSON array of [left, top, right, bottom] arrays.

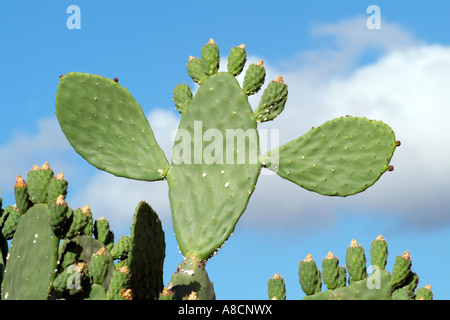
[[0, 117, 79, 192], [241, 18, 450, 232]]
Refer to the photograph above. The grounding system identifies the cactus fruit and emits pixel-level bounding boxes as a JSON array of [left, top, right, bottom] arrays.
[[322, 251, 344, 290], [281, 235, 433, 300], [370, 235, 388, 270], [48, 195, 69, 235], [243, 60, 266, 95], [27, 162, 53, 204], [1, 205, 21, 240], [14, 175, 32, 215], [415, 285, 433, 300], [391, 251, 412, 289], [201, 39, 220, 76], [110, 235, 131, 260], [55, 39, 399, 299], [159, 287, 175, 300], [173, 84, 193, 116], [298, 254, 321, 296], [106, 266, 131, 300], [253, 75, 288, 123], [64, 205, 92, 239], [89, 247, 110, 285], [267, 273, 286, 300], [93, 217, 112, 245], [345, 239, 367, 283], [227, 44, 247, 76], [47, 172, 68, 203]]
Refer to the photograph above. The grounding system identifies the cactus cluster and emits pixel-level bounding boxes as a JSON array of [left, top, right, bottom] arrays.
[[0, 162, 165, 300], [54, 39, 399, 299], [267, 235, 433, 300]]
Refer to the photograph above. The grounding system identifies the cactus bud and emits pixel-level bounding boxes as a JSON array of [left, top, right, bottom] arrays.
[[187, 56, 208, 84], [201, 38, 220, 76], [227, 43, 247, 76], [345, 239, 367, 283], [14, 175, 32, 215], [27, 162, 53, 204], [243, 60, 266, 95], [370, 234, 388, 270], [298, 254, 321, 295], [391, 251, 412, 288], [322, 251, 340, 290], [254, 75, 288, 122], [267, 273, 286, 300]]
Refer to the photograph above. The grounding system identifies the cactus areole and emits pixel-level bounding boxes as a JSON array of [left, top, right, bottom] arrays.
[[55, 39, 399, 263]]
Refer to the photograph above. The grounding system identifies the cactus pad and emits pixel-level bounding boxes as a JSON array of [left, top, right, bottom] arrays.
[[167, 71, 261, 260], [2, 204, 59, 299], [55, 72, 169, 181], [128, 201, 165, 300], [262, 116, 398, 196]]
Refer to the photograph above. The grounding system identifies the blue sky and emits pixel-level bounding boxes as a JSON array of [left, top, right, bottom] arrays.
[[1, 1, 450, 300]]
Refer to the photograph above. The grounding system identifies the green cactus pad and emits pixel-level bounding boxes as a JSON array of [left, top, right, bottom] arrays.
[[169, 256, 215, 300], [2, 204, 59, 300], [128, 201, 165, 300], [167, 72, 261, 260], [55, 72, 169, 181], [262, 116, 398, 197]]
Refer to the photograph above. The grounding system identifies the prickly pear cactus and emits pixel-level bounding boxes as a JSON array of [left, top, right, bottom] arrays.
[[269, 235, 433, 300], [0, 162, 166, 300], [55, 38, 400, 299]]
